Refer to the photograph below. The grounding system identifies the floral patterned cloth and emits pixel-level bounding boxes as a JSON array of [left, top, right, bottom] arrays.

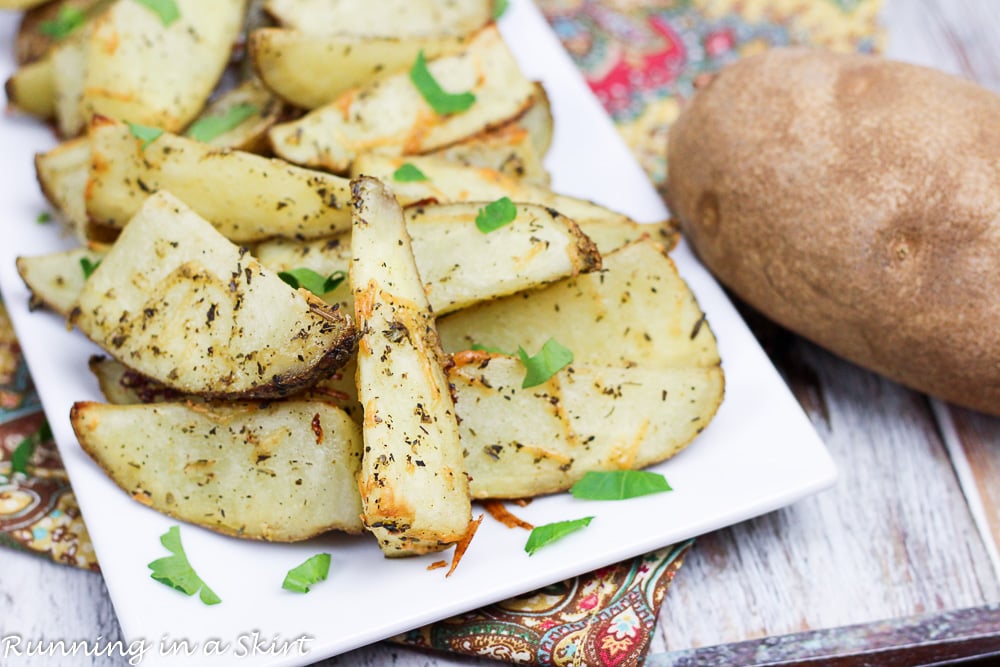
[[0, 0, 882, 663]]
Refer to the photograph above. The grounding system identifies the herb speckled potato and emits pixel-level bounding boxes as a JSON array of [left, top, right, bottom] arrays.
[[666, 48, 1000, 416]]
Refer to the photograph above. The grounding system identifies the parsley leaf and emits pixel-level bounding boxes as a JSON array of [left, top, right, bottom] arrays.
[[278, 268, 346, 295], [282, 553, 331, 593], [475, 197, 517, 233], [80, 257, 101, 279], [392, 163, 428, 182], [126, 121, 164, 151], [517, 338, 573, 388], [148, 526, 221, 605], [409, 50, 476, 115], [39, 6, 87, 40], [36, 212, 52, 224], [524, 517, 594, 555], [493, 0, 509, 20], [186, 103, 259, 143], [133, 0, 180, 26], [570, 470, 672, 500]]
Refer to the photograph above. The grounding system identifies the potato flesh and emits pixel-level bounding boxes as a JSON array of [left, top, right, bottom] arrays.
[[263, 0, 490, 37], [269, 27, 535, 173], [16, 246, 106, 316], [86, 118, 353, 242], [351, 177, 470, 556], [192, 78, 287, 153], [438, 239, 721, 369], [71, 400, 364, 541], [5, 55, 55, 119], [81, 0, 245, 132], [34, 137, 91, 240], [73, 190, 356, 398], [251, 28, 473, 110], [428, 121, 550, 186]]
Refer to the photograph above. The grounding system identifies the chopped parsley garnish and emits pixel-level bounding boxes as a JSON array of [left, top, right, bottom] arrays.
[[282, 553, 331, 593], [524, 516, 594, 555], [570, 470, 672, 500], [409, 50, 476, 115], [186, 103, 259, 143], [392, 163, 428, 182], [148, 526, 221, 605], [493, 0, 509, 20], [517, 338, 573, 388], [39, 5, 87, 40], [80, 257, 102, 279], [278, 268, 346, 295], [36, 212, 52, 224], [475, 197, 517, 233], [134, 0, 180, 26], [126, 121, 164, 151]]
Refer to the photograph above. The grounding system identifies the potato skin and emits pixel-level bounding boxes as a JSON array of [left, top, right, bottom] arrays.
[[666, 48, 1000, 416]]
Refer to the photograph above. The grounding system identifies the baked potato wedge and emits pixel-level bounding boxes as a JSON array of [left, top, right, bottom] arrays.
[[71, 400, 364, 540], [188, 77, 287, 153], [34, 136, 90, 239], [428, 120, 550, 186], [86, 116, 353, 243], [79, 0, 245, 132], [454, 354, 724, 498], [263, 0, 491, 37], [4, 55, 55, 119], [72, 190, 357, 399], [250, 28, 474, 110], [15, 0, 106, 65], [50, 22, 89, 136], [0, 0, 50, 9], [351, 176, 470, 557], [521, 83, 553, 158], [438, 239, 720, 369], [269, 26, 534, 173], [16, 245, 107, 316]]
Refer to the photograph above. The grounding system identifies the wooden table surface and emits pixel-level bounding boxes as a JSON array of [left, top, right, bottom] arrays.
[[3, 1, 1000, 665]]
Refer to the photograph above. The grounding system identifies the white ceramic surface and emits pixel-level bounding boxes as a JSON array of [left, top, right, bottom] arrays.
[[0, 2, 836, 665]]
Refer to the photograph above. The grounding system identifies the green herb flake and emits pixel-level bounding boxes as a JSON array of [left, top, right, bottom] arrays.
[[517, 338, 573, 388], [39, 6, 87, 40], [80, 257, 102, 279], [392, 163, 428, 182], [282, 553, 332, 593], [493, 0, 509, 20], [126, 122, 164, 151], [409, 50, 476, 115], [471, 343, 512, 355], [186, 103, 259, 143], [134, 0, 180, 26], [36, 212, 52, 224], [524, 516, 594, 555], [10, 437, 36, 476], [278, 268, 346, 295], [475, 197, 517, 233], [148, 526, 221, 605], [570, 470, 672, 501]]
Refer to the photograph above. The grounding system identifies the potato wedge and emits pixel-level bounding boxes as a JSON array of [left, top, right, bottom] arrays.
[[521, 83, 553, 158], [263, 0, 491, 37], [34, 136, 90, 239], [351, 153, 638, 230], [250, 28, 474, 110], [15, 0, 106, 65], [86, 117, 353, 243], [0, 0, 50, 9], [575, 219, 680, 255], [438, 239, 721, 369], [71, 400, 364, 540], [4, 55, 55, 119], [16, 245, 107, 316], [80, 0, 245, 132], [72, 190, 357, 399], [189, 77, 287, 153], [454, 354, 724, 498], [428, 121, 550, 186], [351, 176, 470, 556], [51, 22, 89, 136], [270, 26, 534, 173]]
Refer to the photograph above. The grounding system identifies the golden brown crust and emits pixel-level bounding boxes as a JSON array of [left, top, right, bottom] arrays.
[[666, 47, 1000, 416]]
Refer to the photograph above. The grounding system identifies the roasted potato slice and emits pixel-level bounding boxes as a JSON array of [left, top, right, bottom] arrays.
[[71, 400, 364, 540], [188, 77, 287, 153], [4, 55, 55, 119], [250, 28, 474, 110], [521, 83, 554, 158], [454, 354, 724, 498], [72, 190, 357, 399], [86, 117, 353, 243], [15, 0, 106, 65], [351, 176, 471, 557], [78, 0, 245, 132], [270, 26, 534, 173], [352, 153, 639, 231], [17, 245, 107, 316], [574, 219, 679, 255], [263, 0, 491, 36], [428, 121, 550, 186], [34, 136, 90, 239], [438, 239, 720, 369], [51, 22, 89, 136]]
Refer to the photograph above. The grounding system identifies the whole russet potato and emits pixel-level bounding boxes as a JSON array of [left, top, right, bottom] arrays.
[[666, 48, 1000, 416]]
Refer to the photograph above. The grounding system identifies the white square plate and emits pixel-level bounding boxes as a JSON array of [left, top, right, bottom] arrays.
[[0, 2, 836, 665]]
